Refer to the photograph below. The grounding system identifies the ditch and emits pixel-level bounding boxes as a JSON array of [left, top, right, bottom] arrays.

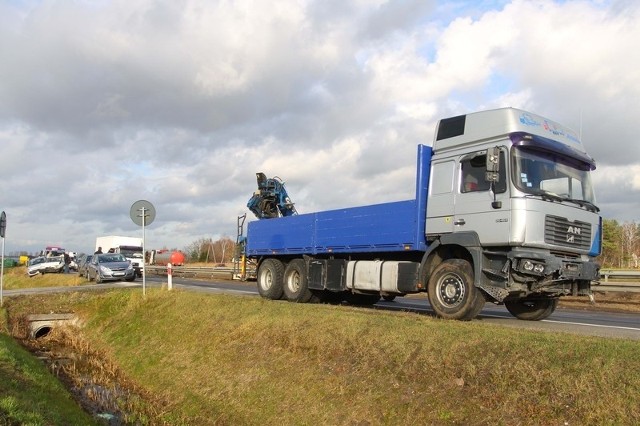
[[8, 312, 162, 425]]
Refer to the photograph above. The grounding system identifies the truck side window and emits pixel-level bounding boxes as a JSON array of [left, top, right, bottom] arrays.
[[461, 151, 506, 193], [430, 161, 455, 194]]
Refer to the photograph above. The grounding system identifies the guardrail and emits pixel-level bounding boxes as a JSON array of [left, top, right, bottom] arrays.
[[593, 282, 640, 293], [145, 265, 640, 292], [145, 265, 238, 278], [600, 269, 640, 282]]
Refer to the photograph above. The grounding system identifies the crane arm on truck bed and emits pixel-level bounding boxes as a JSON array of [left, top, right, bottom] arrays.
[[247, 172, 298, 219]]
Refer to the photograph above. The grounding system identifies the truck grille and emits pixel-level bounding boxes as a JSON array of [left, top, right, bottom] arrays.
[[544, 215, 591, 250]]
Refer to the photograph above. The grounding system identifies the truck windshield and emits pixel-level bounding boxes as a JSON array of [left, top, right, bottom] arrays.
[[512, 146, 596, 206], [120, 248, 143, 257]]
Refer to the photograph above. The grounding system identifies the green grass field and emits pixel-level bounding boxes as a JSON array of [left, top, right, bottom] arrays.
[[2, 288, 639, 425]]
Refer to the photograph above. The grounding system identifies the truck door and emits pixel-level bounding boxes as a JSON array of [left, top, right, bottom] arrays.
[[453, 148, 509, 245], [425, 160, 456, 234]]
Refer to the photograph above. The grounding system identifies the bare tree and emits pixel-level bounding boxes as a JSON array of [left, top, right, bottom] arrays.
[[621, 222, 639, 268], [210, 237, 235, 265], [184, 237, 213, 263], [184, 236, 236, 264]]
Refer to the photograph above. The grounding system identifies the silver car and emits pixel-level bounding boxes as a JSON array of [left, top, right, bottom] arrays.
[[86, 253, 136, 283]]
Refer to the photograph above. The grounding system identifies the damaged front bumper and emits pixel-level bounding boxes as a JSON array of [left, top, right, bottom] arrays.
[[479, 248, 600, 302]]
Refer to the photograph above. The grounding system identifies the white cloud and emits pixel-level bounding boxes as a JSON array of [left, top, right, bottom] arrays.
[[0, 0, 638, 255]]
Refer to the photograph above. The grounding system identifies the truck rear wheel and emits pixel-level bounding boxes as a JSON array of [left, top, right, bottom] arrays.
[[504, 298, 558, 321], [257, 259, 285, 300], [283, 259, 313, 303], [427, 259, 485, 321]]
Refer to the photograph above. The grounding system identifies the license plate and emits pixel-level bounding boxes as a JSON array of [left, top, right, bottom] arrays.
[[113, 272, 124, 276]]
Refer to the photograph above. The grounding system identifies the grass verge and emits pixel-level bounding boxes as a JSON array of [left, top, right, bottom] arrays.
[[2, 265, 85, 290], [4, 289, 640, 425]]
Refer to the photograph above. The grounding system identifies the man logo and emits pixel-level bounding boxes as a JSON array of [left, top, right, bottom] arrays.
[[567, 226, 582, 235], [567, 226, 581, 243]]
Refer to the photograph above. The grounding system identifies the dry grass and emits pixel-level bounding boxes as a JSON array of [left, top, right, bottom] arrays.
[[2, 265, 85, 289], [559, 291, 640, 313], [5, 289, 640, 425], [0, 330, 99, 425]]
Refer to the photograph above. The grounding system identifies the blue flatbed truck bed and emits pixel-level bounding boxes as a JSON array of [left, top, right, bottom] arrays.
[[246, 145, 432, 257]]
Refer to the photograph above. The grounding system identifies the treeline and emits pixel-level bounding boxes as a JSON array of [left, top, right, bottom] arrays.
[[601, 219, 639, 268], [184, 237, 236, 264]]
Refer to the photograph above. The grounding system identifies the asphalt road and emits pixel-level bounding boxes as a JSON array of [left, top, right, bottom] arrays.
[[4, 275, 640, 340], [149, 275, 640, 340]]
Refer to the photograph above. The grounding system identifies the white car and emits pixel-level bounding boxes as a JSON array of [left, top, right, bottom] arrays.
[[27, 256, 64, 277]]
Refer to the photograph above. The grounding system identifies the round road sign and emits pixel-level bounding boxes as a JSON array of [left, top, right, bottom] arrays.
[[130, 200, 156, 226]]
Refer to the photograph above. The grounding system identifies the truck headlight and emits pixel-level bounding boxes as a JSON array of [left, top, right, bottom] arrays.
[[521, 260, 545, 275]]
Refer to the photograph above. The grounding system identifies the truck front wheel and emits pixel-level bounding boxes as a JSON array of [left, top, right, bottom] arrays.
[[257, 259, 285, 300], [427, 259, 485, 321], [504, 298, 558, 321], [283, 259, 313, 303]]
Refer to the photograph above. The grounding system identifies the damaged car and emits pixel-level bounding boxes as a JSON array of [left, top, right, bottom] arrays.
[[27, 256, 64, 277]]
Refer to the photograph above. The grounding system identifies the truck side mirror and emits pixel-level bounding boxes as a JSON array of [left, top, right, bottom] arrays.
[[485, 147, 500, 183], [486, 147, 502, 209]]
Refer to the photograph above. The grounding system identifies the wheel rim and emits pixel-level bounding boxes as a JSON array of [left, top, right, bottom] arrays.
[[260, 269, 273, 290], [436, 272, 466, 308], [287, 270, 301, 293]]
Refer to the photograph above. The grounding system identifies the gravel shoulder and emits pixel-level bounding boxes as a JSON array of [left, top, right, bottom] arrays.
[[559, 291, 640, 314]]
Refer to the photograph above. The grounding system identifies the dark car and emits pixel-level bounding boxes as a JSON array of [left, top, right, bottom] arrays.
[[86, 253, 136, 283], [76, 253, 93, 277]]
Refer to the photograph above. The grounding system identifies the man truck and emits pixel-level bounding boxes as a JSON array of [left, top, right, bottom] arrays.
[[243, 107, 601, 321], [95, 236, 144, 278]]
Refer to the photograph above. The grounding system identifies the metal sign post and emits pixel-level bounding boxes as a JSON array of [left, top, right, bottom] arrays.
[[130, 201, 156, 298], [0, 211, 6, 307]]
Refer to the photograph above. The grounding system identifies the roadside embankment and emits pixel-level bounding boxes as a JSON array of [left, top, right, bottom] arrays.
[[3, 289, 640, 425]]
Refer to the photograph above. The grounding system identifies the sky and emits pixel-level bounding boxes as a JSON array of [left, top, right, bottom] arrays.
[[1, 0, 639, 256]]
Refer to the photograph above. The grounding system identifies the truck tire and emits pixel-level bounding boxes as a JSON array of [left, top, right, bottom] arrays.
[[257, 259, 285, 300], [504, 298, 558, 321], [427, 259, 485, 321], [283, 259, 313, 303]]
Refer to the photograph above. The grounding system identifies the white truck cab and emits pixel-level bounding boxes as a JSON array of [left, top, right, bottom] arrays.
[[426, 108, 600, 313]]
